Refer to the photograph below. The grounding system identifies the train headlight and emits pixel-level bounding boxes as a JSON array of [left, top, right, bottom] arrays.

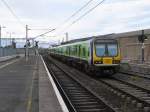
[[94, 61, 102, 64], [113, 60, 120, 64]]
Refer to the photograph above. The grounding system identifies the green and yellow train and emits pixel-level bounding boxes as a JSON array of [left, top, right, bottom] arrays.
[[49, 34, 121, 75]]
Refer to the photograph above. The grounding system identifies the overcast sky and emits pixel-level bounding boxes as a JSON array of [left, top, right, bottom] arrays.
[[0, 0, 150, 44]]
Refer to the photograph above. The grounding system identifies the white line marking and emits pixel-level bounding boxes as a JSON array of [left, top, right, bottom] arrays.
[[41, 56, 69, 112], [0, 58, 20, 69]]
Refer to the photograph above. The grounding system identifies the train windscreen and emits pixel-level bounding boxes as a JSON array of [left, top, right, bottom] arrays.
[[107, 44, 118, 56], [95, 40, 118, 57], [95, 44, 105, 56]]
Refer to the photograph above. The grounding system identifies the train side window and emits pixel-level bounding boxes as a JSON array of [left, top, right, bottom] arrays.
[[65, 47, 67, 55], [68, 47, 70, 55], [73, 45, 77, 56], [70, 47, 72, 55], [75, 45, 78, 56], [66, 47, 69, 55], [61, 48, 63, 54], [73, 46, 75, 55], [78, 45, 81, 57], [61, 48, 62, 54], [82, 47, 86, 57], [71, 46, 73, 55], [72, 46, 74, 55]]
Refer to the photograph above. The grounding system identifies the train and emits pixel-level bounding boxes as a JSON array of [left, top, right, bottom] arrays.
[[49, 34, 121, 76]]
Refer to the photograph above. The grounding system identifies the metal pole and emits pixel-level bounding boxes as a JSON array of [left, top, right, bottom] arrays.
[[0, 26, 1, 57], [9, 33, 11, 46], [26, 25, 28, 61], [142, 43, 144, 63], [0, 25, 1, 48], [141, 30, 144, 63], [65, 32, 68, 42]]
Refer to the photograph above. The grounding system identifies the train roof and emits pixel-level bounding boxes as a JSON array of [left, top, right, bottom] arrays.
[[61, 33, 116, 45]]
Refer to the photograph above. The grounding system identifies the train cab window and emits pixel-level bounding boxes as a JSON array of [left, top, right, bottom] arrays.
[[95, 44, 105, 56], [107, 44, 118, 56]]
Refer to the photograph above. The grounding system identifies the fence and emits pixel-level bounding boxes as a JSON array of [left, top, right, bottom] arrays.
[[0, 48, 17, 57], [0, 48, 37, 57]]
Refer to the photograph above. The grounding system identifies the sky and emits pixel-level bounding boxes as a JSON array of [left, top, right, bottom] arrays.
[[0, 0, 150, 46]]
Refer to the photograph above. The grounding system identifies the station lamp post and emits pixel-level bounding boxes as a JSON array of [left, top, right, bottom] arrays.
[[0, 25, 6, 48], [6, 32, 15, 46], [25, 25, 29, 60], [65, 32, 69, 42], [138, 30, 148, 63]]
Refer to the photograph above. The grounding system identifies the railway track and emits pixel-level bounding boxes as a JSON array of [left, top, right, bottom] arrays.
[[44, 56, 150, 112], [99, 78, 150, 107], [119, 71, 150, 80], [44, 56, 115, 112], [112, 73, 150, 92]]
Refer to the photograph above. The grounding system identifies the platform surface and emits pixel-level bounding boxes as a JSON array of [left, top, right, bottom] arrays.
[[0, 55, 18, 62], [0, 55, 64, 112], [39, 56, 63, 112]]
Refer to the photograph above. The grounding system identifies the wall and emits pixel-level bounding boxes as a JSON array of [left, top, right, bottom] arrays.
[[117, 36, 150, 63]]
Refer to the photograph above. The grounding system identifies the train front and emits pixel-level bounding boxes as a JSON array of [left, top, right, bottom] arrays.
[[93, 38, 121, 74]]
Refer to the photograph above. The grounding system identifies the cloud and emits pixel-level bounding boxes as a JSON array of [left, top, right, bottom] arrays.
[[60, 0, 150, 39], [0, 0, 150, 46]]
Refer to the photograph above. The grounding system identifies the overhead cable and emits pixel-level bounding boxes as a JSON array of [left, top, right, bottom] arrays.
[[33, 0, 94, 39], [1, 0, 24, 27], [33, 29, 56, 39], [61, 0, 106, 32], [60, 0, 94, 26]]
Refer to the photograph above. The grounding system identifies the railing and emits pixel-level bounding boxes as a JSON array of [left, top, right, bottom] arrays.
[[0, 48, 17, 57], [0, 47, 37, 57]]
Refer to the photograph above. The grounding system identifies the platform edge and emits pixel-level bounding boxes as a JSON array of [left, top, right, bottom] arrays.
[[41, 56, 69, 112]]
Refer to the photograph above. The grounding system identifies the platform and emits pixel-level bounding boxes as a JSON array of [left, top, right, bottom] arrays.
[[39, 56, 68, 112], [0, 55, 66, 112], [0, 55, 18, 62]]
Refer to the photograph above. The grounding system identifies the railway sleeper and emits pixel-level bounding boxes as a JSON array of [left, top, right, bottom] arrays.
[[75, 105, 104, 109], [76, 108, 108, 112], [70, 96, 93, 99], [70, 94, 92, 97], [71, 99, 97, 102]]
